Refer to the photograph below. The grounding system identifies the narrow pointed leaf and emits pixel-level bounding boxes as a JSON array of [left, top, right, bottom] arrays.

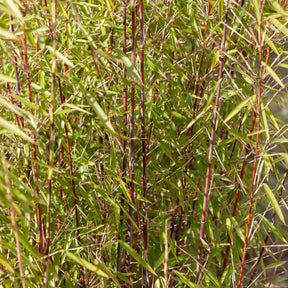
[[0, 28, 17, 40], [262, 62, 285, 88], [0, 254, 14, 273], [46, 46, 75, 68], [66, 252, 108, 278], [0, 73, 16, 83], [85, 93, 115, 133], [120, 241, 156, 275], [116, 48, 142, 84], [224, 95, 255, 122], [264, 183, 285, 224], [3, 0, 23, 21], [0, 117, 34, 143]]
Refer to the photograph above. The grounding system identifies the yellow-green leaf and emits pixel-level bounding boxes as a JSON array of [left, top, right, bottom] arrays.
[[264, 183, 285, 224], [56, 0, 68, 19], [173, 271, 196, 288], [66, 252, 108, 278], [0, 28, 17, 40], [0, 73, 16, 83], [116, 48, 142, 84], [0, 254, 14, 274], [262, 61, 284, 88], [0, 117, 34, 143], [120, 241, 156, 275], [46, 46, 75, 68], [224, 95, 255, 123], [210, 50, 219, 72], [3, 0, 23, 22], [85, 93, 115, 133], [253, 0, 260, 24]]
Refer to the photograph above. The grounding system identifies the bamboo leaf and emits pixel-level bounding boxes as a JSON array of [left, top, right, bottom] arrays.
[[85, 93, 115, 133], [173, 270, 196, 288], [116, 48, 142, 84], [264, 183, 285, 224], [270, 17, 288, 38], [66, 252, 108, 278], [270, 0, 288, 17], [253, 0, 260, 23], [224, 95, 255, 122], [18, 231, 42, 259], [120, 241, 156, 275], [0, 28, 17, 40], [0, 73, 16, 83], [0, 117, 34, 143], [56, 0, 69, 19], [262, 61, 285, 88], [147, 54, 166, 78], [210, 50, 219, 72], [0, 254, 14, 274], [46, 46, 75, 68], [3, 0, 23, 22]]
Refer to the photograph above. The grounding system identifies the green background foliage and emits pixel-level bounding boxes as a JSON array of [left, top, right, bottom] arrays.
[[0, 0, 288, 287]]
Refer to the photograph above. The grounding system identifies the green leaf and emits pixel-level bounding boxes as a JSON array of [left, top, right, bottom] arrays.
[[18, 231, 42, 259], [264, 183, 285, 224], [173, 270, 196, 288], [10, 93, 40, 112], [120, 241, 156, 275], [46, 46, 75, 68], [0, 28, 17, 40], [0, 117, 34, 143], [116, 48, 142, 84], [85, 93, 115, 133], [0, 73, 16, 83], [56, 0, 69, 19], [210, 50, 219, 72], [147, 55, 166, 78], [270, 17, 288, 38], [262, 61, 285, 88], [270, 0, 288, 17], [0, 254, 14, 274], [224, 95, 255, 122], [3, 0, 23, 22], [66, 252, 108, 278], [252, 0, 260, 24]]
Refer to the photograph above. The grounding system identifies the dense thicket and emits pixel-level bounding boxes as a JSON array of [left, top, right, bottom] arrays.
[[0, 0, 288, 287]]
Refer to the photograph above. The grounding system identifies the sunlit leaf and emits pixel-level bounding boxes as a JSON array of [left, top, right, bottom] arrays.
[[85, 93, 115, 133], [262, 61, 285, 88], [120, 241, 156, 275], [116, 48, 142, 84], [264, 183, 285, 224], [66, 252, 108, 278], [0, 117, 34, 143], [46, 45, 75, 68]]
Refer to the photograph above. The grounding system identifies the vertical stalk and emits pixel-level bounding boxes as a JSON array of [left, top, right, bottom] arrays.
[[196, 0, 230, 282], [127, 0, 136, 276], [139, 0, 148, 286], [222, 48, 271, 272], [238, 8, 263, 287], [43, 0, 56, 286], [9, 16, 24, 128], [117, 0, 128, 273], [22, 21, 44, 256], [46, 1, 85, 285], [248, 169, 288, 285], [2, 157, 26, 288]]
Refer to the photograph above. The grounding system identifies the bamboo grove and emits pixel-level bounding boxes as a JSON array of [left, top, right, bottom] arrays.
[[1, 0, 288, 287]]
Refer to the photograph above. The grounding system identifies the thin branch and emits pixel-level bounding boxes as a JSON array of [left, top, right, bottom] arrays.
[[196, 0, 231, 282], [2, 157, 26, 288], [238, 8, 263, 287]]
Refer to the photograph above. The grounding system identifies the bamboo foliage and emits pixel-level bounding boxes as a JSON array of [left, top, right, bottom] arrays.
[[0, 0, 288, 287]]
